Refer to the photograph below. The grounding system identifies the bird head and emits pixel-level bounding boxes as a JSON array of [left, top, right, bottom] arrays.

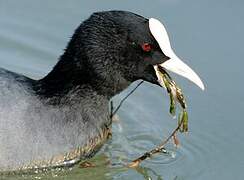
[[59, 11, 204, 97]]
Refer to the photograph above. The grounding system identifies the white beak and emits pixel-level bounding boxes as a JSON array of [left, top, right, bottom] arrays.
[[149, 18, 205, 90]]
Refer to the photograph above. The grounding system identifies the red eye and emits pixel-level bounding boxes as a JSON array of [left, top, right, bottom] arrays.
[[141, 43, 152, 52]]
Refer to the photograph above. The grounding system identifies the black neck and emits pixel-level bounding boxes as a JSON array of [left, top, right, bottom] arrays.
[[34, 52, 130, 101], [33, 15, 132, 101]]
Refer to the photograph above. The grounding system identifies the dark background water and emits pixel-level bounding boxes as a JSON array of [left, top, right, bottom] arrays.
[[0, 0, 243, 179]]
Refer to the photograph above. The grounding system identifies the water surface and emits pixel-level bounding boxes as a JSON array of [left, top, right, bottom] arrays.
[[0, 0, 243, 179]]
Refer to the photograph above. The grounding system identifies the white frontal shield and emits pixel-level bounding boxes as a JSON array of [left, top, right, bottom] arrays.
[[149, 18, 205, 90]]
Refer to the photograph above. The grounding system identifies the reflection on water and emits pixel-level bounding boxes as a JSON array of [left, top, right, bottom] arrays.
[[135, 166, 165, 180], [1, 0, 244, 179]]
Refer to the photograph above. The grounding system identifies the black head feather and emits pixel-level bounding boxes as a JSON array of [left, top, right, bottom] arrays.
[[36, 11, 169, 99]]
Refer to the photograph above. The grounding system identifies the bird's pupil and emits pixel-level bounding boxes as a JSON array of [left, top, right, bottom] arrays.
[[142, 43, 152, 52]]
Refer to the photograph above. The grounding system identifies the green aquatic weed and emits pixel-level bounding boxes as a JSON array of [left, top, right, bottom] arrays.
[[157, 66, 188, 132], [129, 66, 190, 167]]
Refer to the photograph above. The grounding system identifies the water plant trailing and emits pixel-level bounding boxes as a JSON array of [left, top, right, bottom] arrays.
[[110, 65, 189, 168]]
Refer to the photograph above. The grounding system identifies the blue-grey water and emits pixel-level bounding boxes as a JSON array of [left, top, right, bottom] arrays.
[[0, 0, 243, 179]]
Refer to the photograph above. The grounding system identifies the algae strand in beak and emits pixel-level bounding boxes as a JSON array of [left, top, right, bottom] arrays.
[[128, 65, 190, 167], [182, 110, 188, 132], [157, 66, 176, 116], [156, 65, 188, 126]]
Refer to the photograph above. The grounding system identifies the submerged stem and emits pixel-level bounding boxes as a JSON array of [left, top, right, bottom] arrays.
[[128, 65, 189, 168], [128, 114, 185, 167]]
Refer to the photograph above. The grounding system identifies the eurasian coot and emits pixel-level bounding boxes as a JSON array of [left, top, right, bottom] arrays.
[[0, 10, 204, 171]]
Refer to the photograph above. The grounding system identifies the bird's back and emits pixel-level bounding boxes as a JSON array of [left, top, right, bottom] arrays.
[[0, 67, 111, 171]]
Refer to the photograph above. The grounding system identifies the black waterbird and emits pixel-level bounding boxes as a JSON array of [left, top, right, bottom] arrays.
[[0, 10, 204, 171]]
